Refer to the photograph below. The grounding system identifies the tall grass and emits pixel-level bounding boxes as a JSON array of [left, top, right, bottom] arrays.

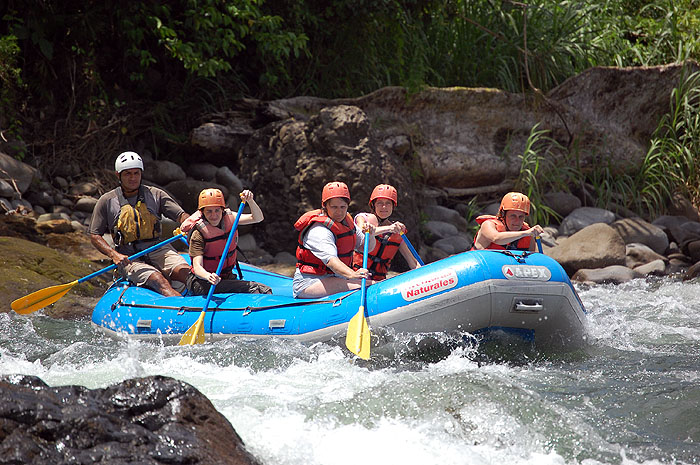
[[632, 68, 700, 218]]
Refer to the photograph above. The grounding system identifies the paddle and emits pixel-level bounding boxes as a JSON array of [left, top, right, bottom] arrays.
[[178, 198, 246, 346], [535, 235, 543, 254], [11, 232, 187, 315], [400, 232, 425, 266], [346, 229, 371, 360]]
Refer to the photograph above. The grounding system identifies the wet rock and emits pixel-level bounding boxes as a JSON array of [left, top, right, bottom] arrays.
[[543, 191, 581, 218], [0, 374, 261, 465], [572, 265, 641, 284], [634, 259, 666, 276], [625, 243, 667, 269], [611, 217, 669, 254], [144, 160, 187, 185], [558, 207, 616, 236], [423, 205, 469, 232], [422, 220, 459, 244], [547, 223, 626, 275], [0, 151, 37, 194]]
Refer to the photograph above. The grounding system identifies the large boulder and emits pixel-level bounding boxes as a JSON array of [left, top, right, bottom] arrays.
[[558, 207, 616, 237], [238, 105, 419, 254], [0, 374, 260, 465], [547, 223, 627, 275], [611, 217, 669, 254], [0, 151, 37, 195]]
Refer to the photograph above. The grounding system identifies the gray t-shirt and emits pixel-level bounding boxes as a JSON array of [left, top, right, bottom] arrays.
[[88, 184, 185, 254]]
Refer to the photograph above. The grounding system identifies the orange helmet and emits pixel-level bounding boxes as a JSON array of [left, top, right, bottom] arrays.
[[321, 181, 350, 204], [499, 192, 530, 216], [369, 184, 398, 207], [198, 188, 225, 209]]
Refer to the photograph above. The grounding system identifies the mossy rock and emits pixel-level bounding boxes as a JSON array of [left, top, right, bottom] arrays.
[[0, 237, 110, 319]]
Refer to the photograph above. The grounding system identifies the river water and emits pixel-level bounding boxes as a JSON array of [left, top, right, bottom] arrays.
[[2, 277, 699, 465]]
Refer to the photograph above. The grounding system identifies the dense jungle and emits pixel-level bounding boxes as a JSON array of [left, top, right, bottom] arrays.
[[1, 0, 699, 219]]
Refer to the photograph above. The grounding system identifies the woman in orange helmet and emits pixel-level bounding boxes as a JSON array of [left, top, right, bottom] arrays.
[[181, 188, 271, 295], [353, 184, 420, 280], [293, 181, 376, 298], [471, 192, 544, 251]]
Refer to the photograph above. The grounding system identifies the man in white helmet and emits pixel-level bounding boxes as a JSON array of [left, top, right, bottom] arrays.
[[88, 151, 190, 296]]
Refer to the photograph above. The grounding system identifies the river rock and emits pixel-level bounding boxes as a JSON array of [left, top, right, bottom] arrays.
[[164, 180, 229, 214], [216, 166, 245, 194], [74, 196, 98, 213], [0, 178, 15, 197], [68, 181, 99, 196], [432, 233, 473, 255], [558, 207, 616, 236], [0, 151, 37, 194], [634, 259, 666, 276], [547, 223, 626, 275], [625, 243, 668, 269], [237, 104, 419, 254], [424, 205, 469, 232], [543, 191, 581, 218], [144, 160, 187, 185], [572, 265, 642, 284], [612, 217, 669, 254], [422, 220, 459, 244], [189, 162, 220, 181], [0, 374, 261, 465]]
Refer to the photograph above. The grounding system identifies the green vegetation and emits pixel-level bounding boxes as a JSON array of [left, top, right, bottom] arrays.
[[1, 0, 699, 217], [512, 68, 700, 222]]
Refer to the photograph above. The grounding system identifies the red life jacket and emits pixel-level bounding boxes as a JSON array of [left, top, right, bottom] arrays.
[[295, 209, 356, 275], [181, 209, 238, 274], [352, 231, 402, 280], [470, 215, 531, 251]]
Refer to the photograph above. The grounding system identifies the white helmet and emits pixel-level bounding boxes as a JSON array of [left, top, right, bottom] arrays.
[[115, 151, 144, 173]]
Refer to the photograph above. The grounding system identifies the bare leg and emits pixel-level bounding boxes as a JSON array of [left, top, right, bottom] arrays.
[[171, 264, 190, 284], [297, 276, 373, 299], [144, 272, 182, 297]]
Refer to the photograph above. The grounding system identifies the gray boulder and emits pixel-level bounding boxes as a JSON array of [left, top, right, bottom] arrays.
[[558, 207, 616, 236], [144, 160, 187, 185], [543, 191, 581, 218], [612, 217, 669, 254], [0, 151, 37, 194], [572, 265, 641, 284], [423, 205, 469, 232]]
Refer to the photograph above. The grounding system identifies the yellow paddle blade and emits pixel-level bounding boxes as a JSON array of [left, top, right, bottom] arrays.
[[346, 306, 371, 360], [11, 280, 79, 315], [178, 311, 206, 345]]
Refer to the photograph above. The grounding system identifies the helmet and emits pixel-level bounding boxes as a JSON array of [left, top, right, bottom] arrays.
[[115, 151, 144, 173], [369, 184, 398, 207], [198, 188, 226, 209], [499, 192, 530, 216], [321, 181, 350, 204]]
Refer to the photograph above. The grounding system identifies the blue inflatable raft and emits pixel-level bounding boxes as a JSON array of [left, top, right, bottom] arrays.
[[92, 249, 587, 349]]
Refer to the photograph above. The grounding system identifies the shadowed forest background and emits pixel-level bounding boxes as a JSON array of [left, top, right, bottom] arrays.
[[1, 0, 699, 220]]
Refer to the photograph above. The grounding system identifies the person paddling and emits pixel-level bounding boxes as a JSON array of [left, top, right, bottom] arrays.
[[181, 188, 271, 295], [352, 184, 420, 280], [88, 151, 190, 296], [293, 181, 376, 298], [471, 192, 544, 251]]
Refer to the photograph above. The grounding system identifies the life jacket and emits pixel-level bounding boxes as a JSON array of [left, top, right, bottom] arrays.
[[295, 209, 356, 275], [112, 186, 161, 249], [181, 209, 238, 275], [470, 215, 531, 251], [352, 230, 402, 280]]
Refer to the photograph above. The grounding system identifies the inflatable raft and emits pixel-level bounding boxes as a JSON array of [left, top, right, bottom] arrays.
[[92, 249, 587, 349]]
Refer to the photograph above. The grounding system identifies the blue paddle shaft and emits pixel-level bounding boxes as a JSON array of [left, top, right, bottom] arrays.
[[77, 233, 186, 284], [202, 200, 247, 309], [360, 231, 369, 310], [402, 233, 425, 266]]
